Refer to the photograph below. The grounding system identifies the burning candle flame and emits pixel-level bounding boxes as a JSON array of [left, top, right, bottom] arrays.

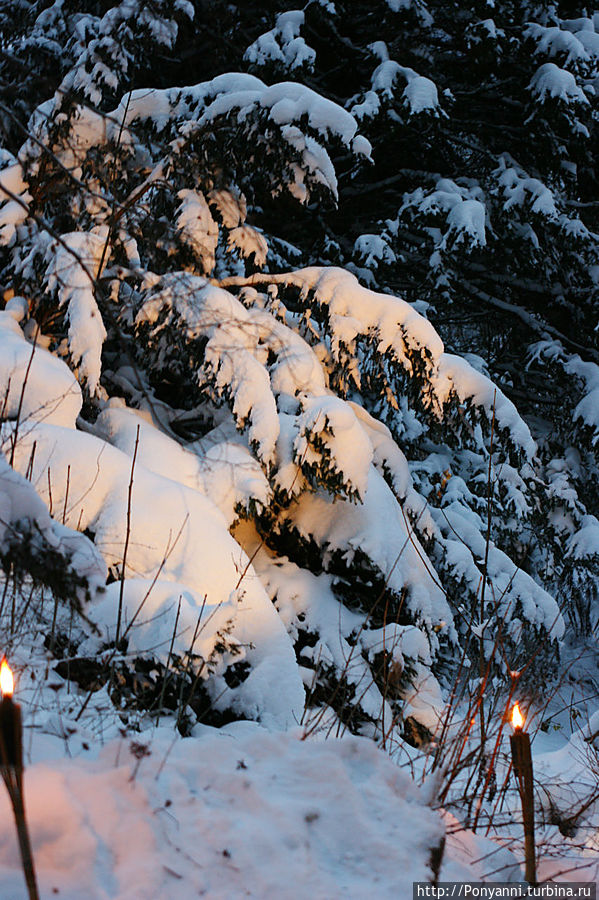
[[511, 702, 524, 731], [0, 659, 14, 698]]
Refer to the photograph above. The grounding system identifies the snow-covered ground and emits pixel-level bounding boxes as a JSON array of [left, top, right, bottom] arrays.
[[1, 718, 448, 899], [0, 671, 597, 899]]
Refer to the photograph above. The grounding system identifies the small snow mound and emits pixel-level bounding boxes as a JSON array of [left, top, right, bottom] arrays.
[[0, 725, 444, 897], [403, 75, 439, 115], [566, 516, 599, 560], [444, 199, 486, 248], [525, 23, 589, 66], [244, 10, 316, 72], [295, 395, 374, 499], [529, 62, 588, 104], [354, 233, 397, 267]]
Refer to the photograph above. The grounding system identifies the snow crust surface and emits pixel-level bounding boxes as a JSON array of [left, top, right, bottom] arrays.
[[0, 725, 443, 899]]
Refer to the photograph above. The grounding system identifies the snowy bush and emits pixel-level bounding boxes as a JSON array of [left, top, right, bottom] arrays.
[[0, 0, 596, 766]]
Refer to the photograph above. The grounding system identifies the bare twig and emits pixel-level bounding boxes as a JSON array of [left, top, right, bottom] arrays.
[[116, 424, 140, 646]]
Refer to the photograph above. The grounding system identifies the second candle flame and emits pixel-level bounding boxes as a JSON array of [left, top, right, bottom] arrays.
[[511, 702, 524, 731], [0, 659, 14, 698]]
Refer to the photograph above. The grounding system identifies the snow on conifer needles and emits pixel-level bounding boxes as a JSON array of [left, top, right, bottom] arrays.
[[1, 198, 562, 739], [0, 5, 598, 885]]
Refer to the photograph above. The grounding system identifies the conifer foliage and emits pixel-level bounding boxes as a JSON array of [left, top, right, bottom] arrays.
[[0, 0, 597, 742]]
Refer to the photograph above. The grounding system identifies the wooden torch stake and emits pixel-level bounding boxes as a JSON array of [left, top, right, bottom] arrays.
[[0, 677, 40, 900], [1, 766, 40, 900], [510, 729, 536, 886]]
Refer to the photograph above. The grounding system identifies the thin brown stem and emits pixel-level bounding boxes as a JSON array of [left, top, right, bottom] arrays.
[[116, 424, 140, 646]]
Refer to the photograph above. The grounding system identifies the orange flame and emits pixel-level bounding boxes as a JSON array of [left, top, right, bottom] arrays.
[[0, 659, 14, 698], [511, 702, 524, 731]]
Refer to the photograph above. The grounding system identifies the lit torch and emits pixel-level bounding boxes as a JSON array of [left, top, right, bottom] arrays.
[[0, 658, 22, 768], [509, 702, 536, 886], [0, 658, 39, 900]]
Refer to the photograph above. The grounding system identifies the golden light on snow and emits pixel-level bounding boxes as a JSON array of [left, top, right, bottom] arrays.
[[0, 659, 14, 698], [511, 702, 524, 731]]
